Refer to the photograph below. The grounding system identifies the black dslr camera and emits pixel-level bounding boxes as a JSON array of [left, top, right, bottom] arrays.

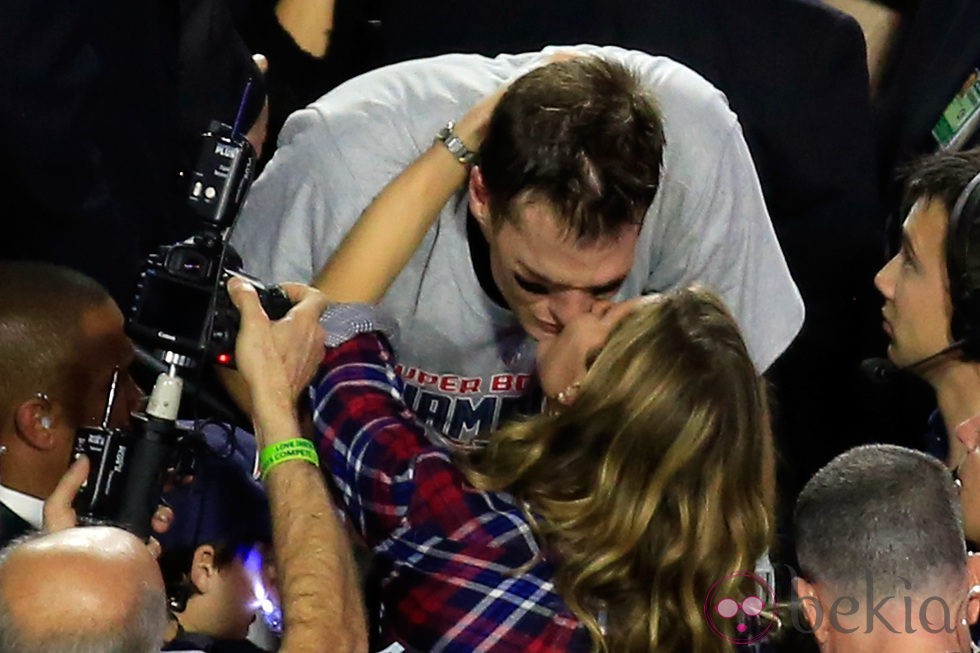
[[74, 116, 286, 535], [128, 120, 290, 369]]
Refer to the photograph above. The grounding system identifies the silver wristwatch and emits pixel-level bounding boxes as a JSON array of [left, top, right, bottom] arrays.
[[435, 121, 477, 165]]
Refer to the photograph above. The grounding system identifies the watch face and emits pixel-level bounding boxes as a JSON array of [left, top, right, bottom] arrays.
[[445, 135, 465, 154], [437, 121, 456, 142], [435, 123, 474, 164]]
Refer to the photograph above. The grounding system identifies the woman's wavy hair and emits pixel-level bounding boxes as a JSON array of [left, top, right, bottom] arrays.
[[462, 287, 774, 652]]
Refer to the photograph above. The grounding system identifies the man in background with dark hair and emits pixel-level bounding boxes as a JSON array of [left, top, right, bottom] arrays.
[[873, 148, 980, 543], [158, 426, 274, 652], [794, 444, 980, 652], [0, 262, 143, 546], [233, 48, 803, 442]]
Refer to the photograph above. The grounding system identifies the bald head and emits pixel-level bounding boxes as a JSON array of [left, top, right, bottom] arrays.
[[0, 527, 167, 653]]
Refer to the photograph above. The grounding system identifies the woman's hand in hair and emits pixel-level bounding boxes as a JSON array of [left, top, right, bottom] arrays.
[[455, 88, 504, 154], [536, 298, 650, 405], [536, 295, 662, 405]]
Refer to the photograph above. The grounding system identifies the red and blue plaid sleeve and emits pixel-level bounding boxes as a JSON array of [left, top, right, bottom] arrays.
[[309, 334, 592, 651], [311, 333, 430, 546]]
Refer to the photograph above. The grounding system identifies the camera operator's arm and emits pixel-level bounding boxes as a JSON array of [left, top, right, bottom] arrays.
[[313, 91, 499, 303], [228, 277, 367, 653]]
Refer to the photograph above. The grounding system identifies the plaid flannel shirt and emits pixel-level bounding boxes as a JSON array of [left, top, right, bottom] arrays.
[[312, 333, 591, 652]]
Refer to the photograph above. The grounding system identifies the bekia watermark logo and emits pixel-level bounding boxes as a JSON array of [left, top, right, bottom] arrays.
[[703, 566, 979, 644], [703, 571, 776, 645], [790, 570, 968, 636]]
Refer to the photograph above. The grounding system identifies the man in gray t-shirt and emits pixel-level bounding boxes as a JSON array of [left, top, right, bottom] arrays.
[[232, 45, 804, 442]]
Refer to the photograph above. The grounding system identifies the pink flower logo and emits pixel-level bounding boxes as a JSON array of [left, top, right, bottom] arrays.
[[703, 571, 776, 645]]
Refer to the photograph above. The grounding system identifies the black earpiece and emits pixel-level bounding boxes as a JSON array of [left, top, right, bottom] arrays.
[[945, 172, 980, 360]]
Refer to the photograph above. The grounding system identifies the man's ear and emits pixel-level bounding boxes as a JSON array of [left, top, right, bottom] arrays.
[[189, 544, 218, 593], [13, 397, 59, 450], [966, 553, 980, 625], [795, 577, 831, 644], [468, 165, 492, 231]]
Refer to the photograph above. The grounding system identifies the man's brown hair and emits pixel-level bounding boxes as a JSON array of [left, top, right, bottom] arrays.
[[900, 149, 980, 218], [479, 57, 665, 243]]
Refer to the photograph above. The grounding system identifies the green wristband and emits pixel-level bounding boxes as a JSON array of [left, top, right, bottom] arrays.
[[260, 438, 319, 480]]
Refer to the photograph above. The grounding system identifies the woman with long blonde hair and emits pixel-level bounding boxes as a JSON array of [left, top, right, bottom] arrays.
[[312, 287, 774, 652]]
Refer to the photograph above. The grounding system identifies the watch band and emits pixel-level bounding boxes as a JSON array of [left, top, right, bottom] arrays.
[[435, 121, 477, 165]]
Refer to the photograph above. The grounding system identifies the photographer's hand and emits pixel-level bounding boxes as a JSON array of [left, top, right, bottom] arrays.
[[227, 278, 328, 426], [228, 277, 367, 653], [43, 455, 90, 533], [270, 282, 330, 399], [227, 278, 295, 436], [218, 278, 328, 419], [43, 456, 173, 556]]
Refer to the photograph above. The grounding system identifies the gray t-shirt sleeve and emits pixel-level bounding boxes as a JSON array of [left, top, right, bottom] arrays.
[[231, 102, 423, 287], [586, 45, 804, 373], [699, 123, 802, 372], [644, 118, 804, 373], [231, 108, 345, 285]]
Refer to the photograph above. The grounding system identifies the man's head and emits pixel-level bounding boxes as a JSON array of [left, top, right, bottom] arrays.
[[469, 57, 664, 340], [160, 540, 260, 641], [0, 526, 167, 652], [157, 426, 272, 641], [0, 262, 142, 499], [874, 149, 980, 376], [794, 445, 979, 651]]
